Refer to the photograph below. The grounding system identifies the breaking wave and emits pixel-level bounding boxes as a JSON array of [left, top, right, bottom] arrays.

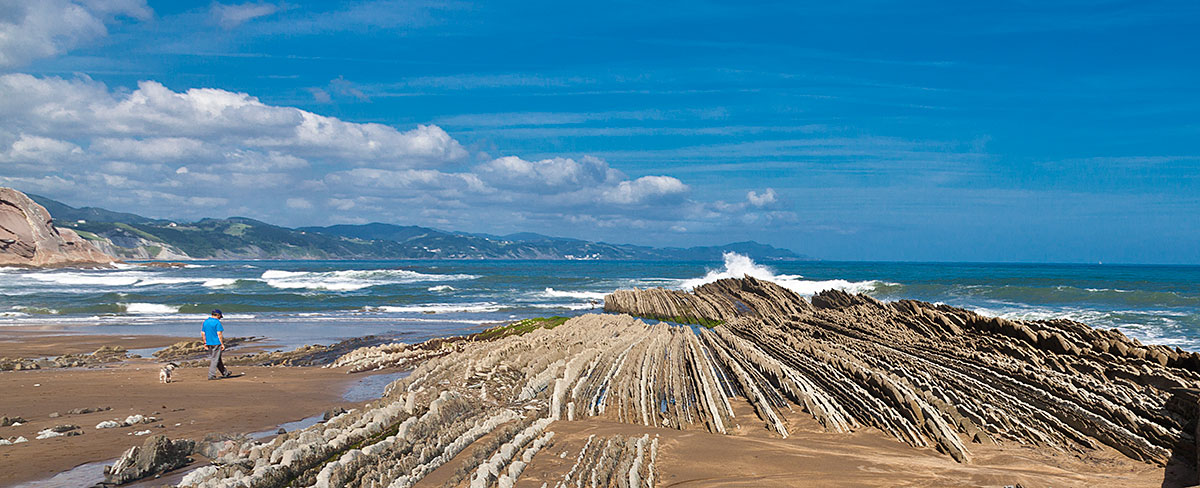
[[679, 252, 887, 296], [541, 288, 606, 300], [122, 303, 180, 314], [260, 269, 478, 292], [364, 303, 503, 314]]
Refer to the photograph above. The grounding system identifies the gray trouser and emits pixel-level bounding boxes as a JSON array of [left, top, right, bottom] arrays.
[[208, 346, 228, 378]]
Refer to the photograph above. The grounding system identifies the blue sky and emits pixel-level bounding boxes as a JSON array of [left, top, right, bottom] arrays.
[[0, 1, 1197, 263]]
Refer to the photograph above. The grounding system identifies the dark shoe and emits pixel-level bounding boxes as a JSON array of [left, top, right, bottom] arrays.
[[208, 376, 219, 380], [221, 371, 235, 378]]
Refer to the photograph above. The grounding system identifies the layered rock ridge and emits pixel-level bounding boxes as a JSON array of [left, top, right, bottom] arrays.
[[179, 278, 1199, 487], [605, 277, 1200, 465], [0, 187, 114, 267]]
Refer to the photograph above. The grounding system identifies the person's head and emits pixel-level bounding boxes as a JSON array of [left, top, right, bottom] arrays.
[[211, 309, 223, 319]]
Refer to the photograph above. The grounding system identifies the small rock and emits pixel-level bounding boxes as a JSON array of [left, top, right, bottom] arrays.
[[1, 416, 26, 427], [276, 428, 286, 434], [103, 434, 195, 485], [96, 420, 121, 429], [322, 407, 347, 421], [50, 424, 80, 433], [48, 412, 60, 418]]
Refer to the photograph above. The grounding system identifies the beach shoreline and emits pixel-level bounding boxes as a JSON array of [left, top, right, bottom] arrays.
[[2, 300, 1194, 487], [0, 331, 377, 486]]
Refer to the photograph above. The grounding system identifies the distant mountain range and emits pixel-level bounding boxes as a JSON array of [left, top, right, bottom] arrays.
[[30, 194, 809, 261]]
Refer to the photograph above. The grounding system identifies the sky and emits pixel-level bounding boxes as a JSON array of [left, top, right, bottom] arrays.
[[0, 1, 1197, 263]]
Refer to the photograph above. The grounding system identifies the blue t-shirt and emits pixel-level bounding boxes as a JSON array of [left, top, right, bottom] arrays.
[[202, 317, 224, 345]]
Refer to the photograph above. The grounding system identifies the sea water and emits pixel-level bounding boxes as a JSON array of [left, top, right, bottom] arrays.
[[1, 254, 1197, 350]]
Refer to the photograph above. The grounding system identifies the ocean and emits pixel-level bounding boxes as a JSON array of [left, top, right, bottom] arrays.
[[2, 253, 1198, 351]]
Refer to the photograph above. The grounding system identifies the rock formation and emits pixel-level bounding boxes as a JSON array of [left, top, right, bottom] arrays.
[[605, 277, 1200, 465], [178, 278, 1200, 487], [104, 434, 195, 484], [0, 187, 114, 267]]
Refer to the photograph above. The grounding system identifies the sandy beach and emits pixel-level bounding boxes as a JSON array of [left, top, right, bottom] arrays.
[[3, 283, 1196, 487], [0, 332, 368, 486], [514, 412, 1164, 488]]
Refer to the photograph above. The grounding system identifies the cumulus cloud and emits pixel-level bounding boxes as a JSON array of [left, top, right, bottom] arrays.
[[476, 155, 620, 191], [0, 0, 151, 68], [602, 176, 689, 205], [0, 73, 773, 235], [212, 2, 281, 29], [747, 188, 777, 207]]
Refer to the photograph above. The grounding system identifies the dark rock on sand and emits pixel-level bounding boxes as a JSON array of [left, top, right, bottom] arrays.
[[176, 335, 395, 368], [1, 416, 25, 426], [66, 406, 112, 415], [104, 434, 195, 485], [1, 346, 134, 371], [323, 407, 347, 421], [0, 187, 115, 267], [152, 337, 259, 361]]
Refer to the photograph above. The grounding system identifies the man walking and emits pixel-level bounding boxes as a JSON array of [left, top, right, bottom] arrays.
[[202, 309, 233, 380]]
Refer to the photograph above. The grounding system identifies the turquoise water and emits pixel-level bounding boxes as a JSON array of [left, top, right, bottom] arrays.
[[1, 254, 1197, 350]]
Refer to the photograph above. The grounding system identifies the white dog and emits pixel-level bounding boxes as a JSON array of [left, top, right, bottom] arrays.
[[159, 363, 179, 383]]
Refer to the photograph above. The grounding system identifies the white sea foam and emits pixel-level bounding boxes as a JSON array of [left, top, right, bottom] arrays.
[[26, 271, 147, 287], [542, 288, 607, 300], [364, 303, 503, 313], [202, 278, 238, 288], [529, 302, 598, 311], [123, 303, 180, 314], [679, 252, 886, 296], [428, 285, 455, 292], [260, 268, 477, 291], [973, 304, 1197, 349]]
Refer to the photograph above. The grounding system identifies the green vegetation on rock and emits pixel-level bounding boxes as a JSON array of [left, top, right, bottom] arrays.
[[474, 316, 570, 341]]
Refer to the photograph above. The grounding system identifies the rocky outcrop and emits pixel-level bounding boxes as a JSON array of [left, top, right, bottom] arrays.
[[0, 188, 114, 267], [0, 345, 134, 371], [104, 434, 194, 484], [606, 277, 1200, 465], [180, 278, 1200, 487]]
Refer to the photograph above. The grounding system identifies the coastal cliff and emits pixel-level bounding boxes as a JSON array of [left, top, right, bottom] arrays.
[[0, 188, 115, 267]]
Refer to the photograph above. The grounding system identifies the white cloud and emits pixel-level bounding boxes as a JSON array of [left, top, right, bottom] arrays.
[[0, 0, 151, 68], [212, 2, 280, 29], [747, 188, 777, 207], [0, 134, 84, 162], [0, 74, 469, 167], [602, 176, 689, 205], [91, 137, 207, 161], [286, 197, 312, 209], [476, 155, 619, 190], [0, 73, 776, 235]]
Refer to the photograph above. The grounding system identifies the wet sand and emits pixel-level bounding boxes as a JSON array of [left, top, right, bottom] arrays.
[[0, 360, 363, 486], [512, 401, 1164, 488], [0, 330, 184, 358]]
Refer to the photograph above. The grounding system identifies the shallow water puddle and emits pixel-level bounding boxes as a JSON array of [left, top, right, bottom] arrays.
[[342, 370, 410, 402]]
